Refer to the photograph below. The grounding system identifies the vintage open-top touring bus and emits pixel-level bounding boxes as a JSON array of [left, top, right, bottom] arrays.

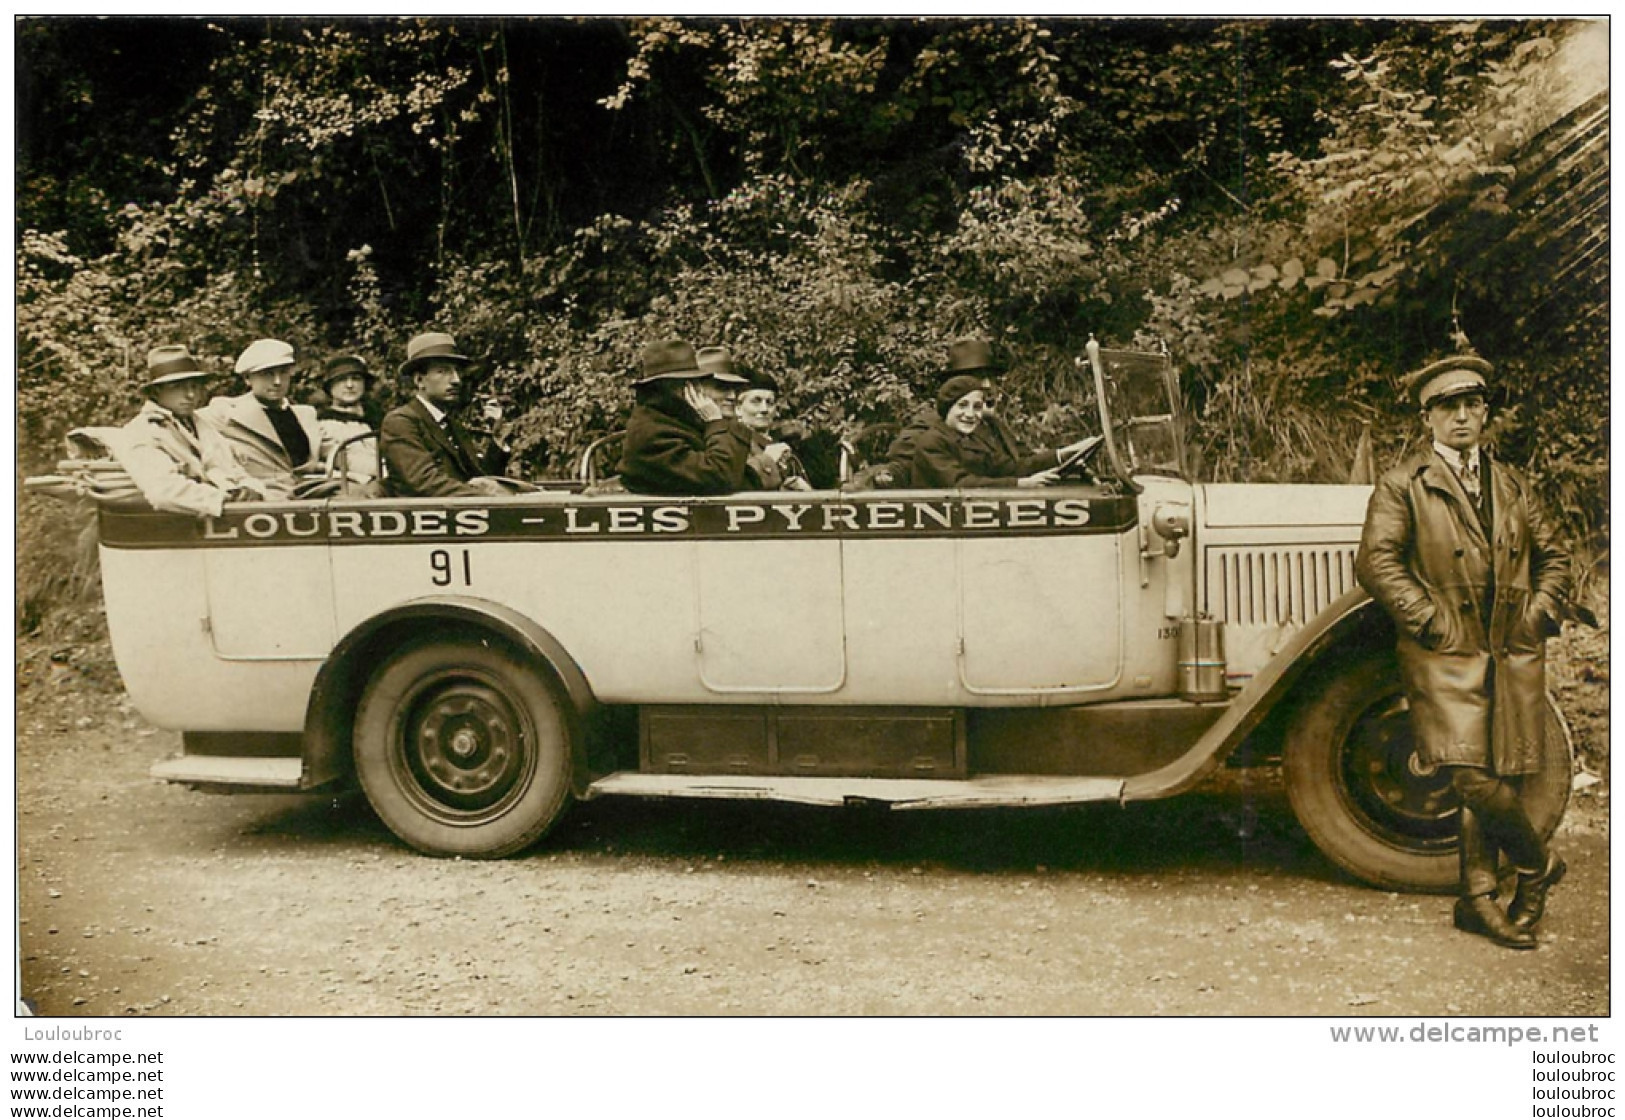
[[45, 341, 1571, 891]]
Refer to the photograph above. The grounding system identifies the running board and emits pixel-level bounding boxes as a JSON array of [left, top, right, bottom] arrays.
[[150, 755, 304, 790], [583, 772, 1125, 809]]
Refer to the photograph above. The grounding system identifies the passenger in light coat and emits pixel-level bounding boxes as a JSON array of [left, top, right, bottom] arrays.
[[1356, 353, 1572, 949], [315, 353, 382, 485], [199, 338, 325, 498], [115, 345, 268, 518]]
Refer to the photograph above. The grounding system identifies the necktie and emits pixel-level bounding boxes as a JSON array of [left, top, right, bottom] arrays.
[[1459, 456, 1481, 504]]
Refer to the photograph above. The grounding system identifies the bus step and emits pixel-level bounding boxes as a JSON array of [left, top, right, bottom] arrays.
[[150, 755, 303, 790], [583, 772, 1124, 809]]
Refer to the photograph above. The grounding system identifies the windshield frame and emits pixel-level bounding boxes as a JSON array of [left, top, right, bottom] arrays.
[[1085, 338, 1190, 491]]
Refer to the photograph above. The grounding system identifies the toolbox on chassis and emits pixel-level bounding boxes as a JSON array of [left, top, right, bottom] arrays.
[[63, 343, 1571, 891]]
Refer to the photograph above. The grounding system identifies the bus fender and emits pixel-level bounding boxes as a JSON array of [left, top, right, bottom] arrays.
[[1121, 588, 1396, 801], [301, 596, 598, 792]]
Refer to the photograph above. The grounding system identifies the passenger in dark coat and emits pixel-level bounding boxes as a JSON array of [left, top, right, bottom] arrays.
[[618, 340, 754, 496], [910, 375, 1066, 488], [380, 332, 512, 498], [700, 348, 812, 492], [880, 338, 1093, 487], [1356, 353, 1572, 949]]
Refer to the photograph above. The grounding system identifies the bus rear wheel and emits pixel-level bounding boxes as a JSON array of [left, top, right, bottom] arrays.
[[1283, 649, 1571, 893], [354, 637, 573, 858]]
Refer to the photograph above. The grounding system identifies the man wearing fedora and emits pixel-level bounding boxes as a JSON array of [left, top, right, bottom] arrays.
[[115, 344, 268, 518], [199, 338, 326, 498], [1356, 352, 1572, 949], [380, 331, 512, 498], [315, 353, 382, 486], [617, 340, 754, 495], [877, 337, 1095, 488]]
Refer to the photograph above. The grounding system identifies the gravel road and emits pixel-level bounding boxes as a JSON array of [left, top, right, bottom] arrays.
[[16, 683, 1608, 1018]]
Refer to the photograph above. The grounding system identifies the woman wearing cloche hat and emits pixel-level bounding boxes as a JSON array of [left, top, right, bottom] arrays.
[[315, 353, 383, 485]]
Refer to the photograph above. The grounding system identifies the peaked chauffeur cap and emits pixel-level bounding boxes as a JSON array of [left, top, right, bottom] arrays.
[[1408, 355, 1492, 409]]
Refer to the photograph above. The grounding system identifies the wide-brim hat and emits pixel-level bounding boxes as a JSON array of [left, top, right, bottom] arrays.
[[695, 345, 750, 385], [946, 337, 1001, 377], [399, 332, 471, 379], [1408, 355, 1493, 409], [322, 354, 374, 386], [235, 338, 297, 377], [634, 339, 709, 385], [143, 344, 212, 388]]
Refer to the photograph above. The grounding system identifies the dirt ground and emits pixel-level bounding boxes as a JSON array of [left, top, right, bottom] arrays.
[[15, 669, 1609, 1018]]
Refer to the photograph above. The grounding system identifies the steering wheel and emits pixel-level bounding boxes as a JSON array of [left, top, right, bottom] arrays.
[[1055, 434, 1105, 482]]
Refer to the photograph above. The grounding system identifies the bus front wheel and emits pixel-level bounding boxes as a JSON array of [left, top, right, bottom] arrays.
[[353, 637, 574, 858]]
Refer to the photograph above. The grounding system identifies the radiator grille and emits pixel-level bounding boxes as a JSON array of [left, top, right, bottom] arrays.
[[1205, 545, 1357, 627]]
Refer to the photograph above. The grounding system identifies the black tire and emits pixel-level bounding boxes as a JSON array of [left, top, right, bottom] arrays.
[[354, 637, 574, 858], [1283, 648, 1571, 893]]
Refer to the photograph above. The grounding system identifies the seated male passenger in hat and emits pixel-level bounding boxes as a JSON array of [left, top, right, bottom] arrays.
[[114, 344, 269, 518], [698, 347, 812, 492], [199, 338, 326, 498], [911, 375, 1068, 489], [878, 338, 1095, 488], [315, 353, 383, 485], [617, 340, 755, 496], [380, 331, 513, 498]]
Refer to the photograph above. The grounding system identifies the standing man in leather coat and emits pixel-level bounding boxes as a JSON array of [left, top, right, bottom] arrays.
[[1356, 354, 1572, 949]]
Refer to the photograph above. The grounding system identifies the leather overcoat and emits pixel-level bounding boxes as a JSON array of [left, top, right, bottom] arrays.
[[1355, 450, 1571, 774]]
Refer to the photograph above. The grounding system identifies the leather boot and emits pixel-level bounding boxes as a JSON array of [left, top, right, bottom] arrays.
[[1453, 808, 1535, 949], [1509, 852, 1567, 930], [1453, 895, 1537, 950], [1457, 806, 1500, 901]]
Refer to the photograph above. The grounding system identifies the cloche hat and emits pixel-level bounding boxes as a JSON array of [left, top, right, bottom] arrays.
[[936, 374, 987, 418], [322, 354, 374, 387]]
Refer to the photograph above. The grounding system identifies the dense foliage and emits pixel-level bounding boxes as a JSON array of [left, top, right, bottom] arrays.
[[17, 17, 1609, 566]]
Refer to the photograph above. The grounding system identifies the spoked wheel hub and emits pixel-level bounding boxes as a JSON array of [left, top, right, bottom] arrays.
[[397, 677, 536, 823], [1337, 691, 1458, 854]]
